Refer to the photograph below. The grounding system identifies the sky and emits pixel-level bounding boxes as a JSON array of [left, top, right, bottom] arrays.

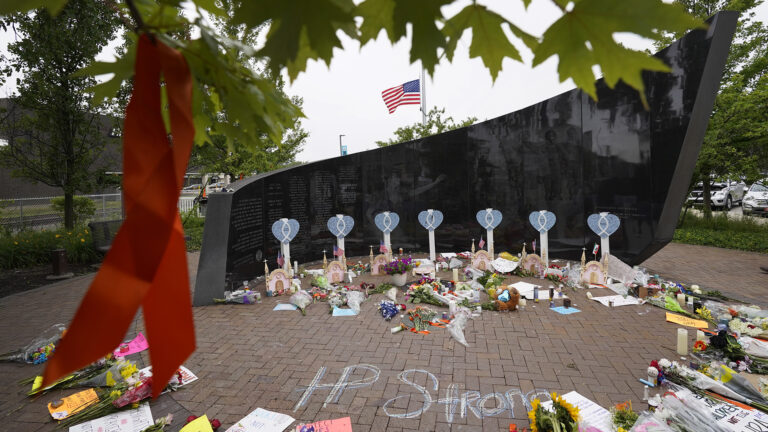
[[2, 1, 767, 162]]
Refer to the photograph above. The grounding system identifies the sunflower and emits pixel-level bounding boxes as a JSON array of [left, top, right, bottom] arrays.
[[528, 398, 541, 432], [552, 392, 580, 422]]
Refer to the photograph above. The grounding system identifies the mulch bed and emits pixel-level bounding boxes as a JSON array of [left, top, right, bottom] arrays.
[[0, 263, 97, 299]]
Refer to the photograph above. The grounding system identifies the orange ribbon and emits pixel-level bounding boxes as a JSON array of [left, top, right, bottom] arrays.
[[43, 35, 196, 397]]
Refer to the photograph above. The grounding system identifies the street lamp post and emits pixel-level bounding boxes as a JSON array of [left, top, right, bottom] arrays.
[[339, 134, 345, 156]]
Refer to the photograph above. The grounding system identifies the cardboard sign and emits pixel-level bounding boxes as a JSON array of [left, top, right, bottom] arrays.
[[666, 312, 709, 329], [47, 388, 98, 420]]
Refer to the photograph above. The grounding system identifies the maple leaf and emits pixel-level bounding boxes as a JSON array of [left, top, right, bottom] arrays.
[[443, 4, 537, 81], [533, 0, 704, 106]]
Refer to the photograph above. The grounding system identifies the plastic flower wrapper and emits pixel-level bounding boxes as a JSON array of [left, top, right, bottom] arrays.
[[80, 358, 140, 387], [739, 336, 768, 358], [327, 291, 345, 311], [656, 390, 728, 432], [346, 291, 366, 314], [447, 307, 473, 347], [0, 323, 66, 364], [378, 301, 399, 321], [709, 363, 767, 404], [213, 290, 257, 304], [664, 296, 687, 314], [385, 287, 398, 302], [730, 318, 766, 338], [311, 275, 330, 289], [627, 412, 674, 432], [290, 290, 312, 316], [140, 413, 173, 432]]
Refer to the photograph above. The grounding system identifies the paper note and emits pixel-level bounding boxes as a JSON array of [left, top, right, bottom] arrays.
[[295, 417, 352, 432], [114, 332, 149, 357], [48, 388, 99, 420], [181, 415, 214, 432], [592, 295, 640, 307], [440, 252, 457, 259], [666, 312, 709, 329], [509, 281, 540, 299], [331, 307, 358, 317], [550, 306, 580, 315], [68, 403, 153, 432], [542, 392, 612, 431], [225, 408, 295, 432], [138, 365, 198, 390], [273, 304, 298, 311]]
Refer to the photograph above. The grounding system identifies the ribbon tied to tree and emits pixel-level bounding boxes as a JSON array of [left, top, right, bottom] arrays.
[[43, 35, 196, 397]]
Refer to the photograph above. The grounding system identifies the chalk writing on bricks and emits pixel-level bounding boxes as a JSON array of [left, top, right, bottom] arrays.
[[293, 364, 552, 423]]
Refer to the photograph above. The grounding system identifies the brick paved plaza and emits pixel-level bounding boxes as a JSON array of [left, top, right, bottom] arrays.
[[1, 243, 766, 431]]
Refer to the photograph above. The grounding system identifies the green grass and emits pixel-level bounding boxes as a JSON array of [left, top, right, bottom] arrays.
[[673, 212, 768, 253], [182, 213, 205, 251], [0, 226, 100, 269]]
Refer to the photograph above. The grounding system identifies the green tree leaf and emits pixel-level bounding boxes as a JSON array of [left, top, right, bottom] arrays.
[[357, 0, 395, 44], [233, 0, 357, 80], [443, 4, 536, 81], [0, 0, 67, 15], [533, 0, 704, 105]]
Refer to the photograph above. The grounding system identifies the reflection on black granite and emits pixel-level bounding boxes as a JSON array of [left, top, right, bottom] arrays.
[[193, 12, 737, 305]]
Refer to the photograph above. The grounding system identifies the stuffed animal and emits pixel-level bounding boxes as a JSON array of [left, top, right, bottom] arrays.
[[494, 287, 520, 311]]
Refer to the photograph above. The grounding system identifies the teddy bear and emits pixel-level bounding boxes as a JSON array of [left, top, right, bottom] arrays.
[[494, 287, 520, 311]]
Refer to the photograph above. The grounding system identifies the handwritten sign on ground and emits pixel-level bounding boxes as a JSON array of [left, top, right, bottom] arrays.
[[114, 332, 149, 357], [592, 295, 641, 307], [666, 312, 709, 329], [69, 403, 153, 432], [225, 408, 295, 432], [47, 388, 98, 420], [296, 417, 352, 432]]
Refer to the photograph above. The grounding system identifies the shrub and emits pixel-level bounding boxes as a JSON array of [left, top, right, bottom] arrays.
[[0, 227, 99, 269], [674, 212, 768, 253], [51, 196, 97, 225], [182, 212, 205, 251]]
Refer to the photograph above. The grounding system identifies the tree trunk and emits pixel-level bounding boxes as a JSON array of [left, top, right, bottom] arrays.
[[702, 180, 712, 219], [64, 191, 75, 229]]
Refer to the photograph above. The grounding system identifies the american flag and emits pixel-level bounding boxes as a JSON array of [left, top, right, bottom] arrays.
[[277, 250, 284, 267], [381, 79, 420, 114], [333, 245, 344, 257], [379, 241, 388, 253], [478, 236, 485, 250]]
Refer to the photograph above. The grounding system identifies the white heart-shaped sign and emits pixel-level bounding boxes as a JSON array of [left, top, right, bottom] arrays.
[[271, 218, 300, 244], [528, 210, 556, 233], [587, 212, 620, 238], [476, 208, 502, 229], [418, 209, 443, 231], [374, 211, 400, 234], [327, 214, 354, 238]]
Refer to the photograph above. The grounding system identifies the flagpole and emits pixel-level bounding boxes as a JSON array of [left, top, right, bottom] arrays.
[[421, 66, 426, 125]]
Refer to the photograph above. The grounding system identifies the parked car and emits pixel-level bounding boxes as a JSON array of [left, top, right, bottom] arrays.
[[686, 181, 745, 210], [181, 184, 203, 194], [207, 182, 228, 193], [742, 182, 768, 217]]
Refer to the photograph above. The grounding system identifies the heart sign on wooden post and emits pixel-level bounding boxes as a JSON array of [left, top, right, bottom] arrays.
[[528, 210, 556, 265], [327, 214, 354, 261], [272, 218, 300, 272], [418, 209, 443, 261], [587, 212, 620, 260], [374, 211, 399, 256], [475, 208, 502, 256]]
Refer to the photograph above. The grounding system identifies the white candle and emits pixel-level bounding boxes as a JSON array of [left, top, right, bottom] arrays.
[[519, 298, 527, 308], [452, 268, 459, 281], [676, 293, 685, 307], [677, 328, 688, 355], [696, 330, 705, 342], [294, 260, 299, 275]]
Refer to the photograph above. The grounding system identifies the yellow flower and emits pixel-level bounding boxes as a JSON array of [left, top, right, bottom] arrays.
[[120, 363, 138, 380], [55, 234, 61, 238], [67, 232, 71, 235], [552, 392, 580, 422], [618, 428, 628, 432], [105, 371, 116, 387], [14, 241, 18, 245], [528, 398, 540, 432], [109, 390, 121, 399], [80, 238, 85, 243], [131, 402, 139, 409], [85, 229, 89, 234]]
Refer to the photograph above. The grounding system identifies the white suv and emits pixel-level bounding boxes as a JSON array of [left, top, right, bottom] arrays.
[[742, 182, 768, 217], [686, 181, 746, 210]]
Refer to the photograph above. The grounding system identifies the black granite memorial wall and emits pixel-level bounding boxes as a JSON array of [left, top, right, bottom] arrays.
[[194, 12, 737, 305]]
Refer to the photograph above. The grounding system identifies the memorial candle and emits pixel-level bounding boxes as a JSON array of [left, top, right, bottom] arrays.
[[677, 328, 688, 355], [696, 330, 705, 342], [452, 268, 459, 282], [676, 293, 685, 307]]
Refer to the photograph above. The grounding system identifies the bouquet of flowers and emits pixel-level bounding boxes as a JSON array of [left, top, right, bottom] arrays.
[[406, 307, 440, 333], [349, 261, 369, 274], [0, 323, 66, 364], [290, 290, 312, 316], [611, 401, 638, 431], [24, 356, 118, 396], [310, 275, 330, 289], [213, 290, 258, 304], [527, 392, 579, 432], [378, 301, 400, 321], [140, 414, 173, 432], [405, 281, 443, 306], [327, 291, 345, 311], [345, 291, 366, 314], [383, 257, 414, 275], [57, 377, 154, 429]]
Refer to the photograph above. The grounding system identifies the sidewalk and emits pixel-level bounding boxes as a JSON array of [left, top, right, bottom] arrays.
[[0, 244, 764, 431]]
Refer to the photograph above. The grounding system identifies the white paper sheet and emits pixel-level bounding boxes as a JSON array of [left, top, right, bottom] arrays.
[[509, 281, 541, 298], [591, 295, 641, 307], [491, 258, 519, 273], [440, 252, 457, 259], [225, 408, 295, 432], [69, 403, 153, 432], [541, 391, 612, 432]]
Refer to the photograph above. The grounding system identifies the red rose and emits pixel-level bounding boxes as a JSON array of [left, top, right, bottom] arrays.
[[210, 418, 222, 430], [186, 415, 198, 423], [650, 360, 660, 370]]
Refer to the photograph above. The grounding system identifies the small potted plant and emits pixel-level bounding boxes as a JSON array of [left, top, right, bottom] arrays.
[[383, 256, 414, 286]]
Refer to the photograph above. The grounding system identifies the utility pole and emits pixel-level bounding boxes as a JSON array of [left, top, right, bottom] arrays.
[[421, 67, 427, 126], [339, 134, 346, 156]]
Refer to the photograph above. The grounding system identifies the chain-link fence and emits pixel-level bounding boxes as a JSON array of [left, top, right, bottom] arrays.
[[0, 194, 123, 232], [1, 193, 204, 232]]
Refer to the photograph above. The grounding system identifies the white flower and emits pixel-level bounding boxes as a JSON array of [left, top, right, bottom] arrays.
[[659, 358, 672, 369]]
